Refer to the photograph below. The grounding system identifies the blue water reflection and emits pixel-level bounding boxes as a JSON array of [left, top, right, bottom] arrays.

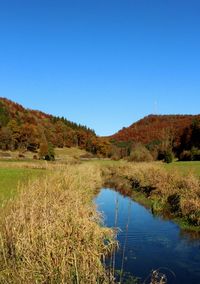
[[95, 188, 200, 284]]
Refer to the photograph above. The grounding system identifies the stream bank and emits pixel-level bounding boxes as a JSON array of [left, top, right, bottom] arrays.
[[101, 163, 200, 233]]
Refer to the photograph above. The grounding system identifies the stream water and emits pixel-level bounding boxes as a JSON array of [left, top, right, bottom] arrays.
[[95, 188, 200, 284]]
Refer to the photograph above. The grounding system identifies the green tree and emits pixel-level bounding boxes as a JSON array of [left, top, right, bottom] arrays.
[[163, 150, 173, 163]]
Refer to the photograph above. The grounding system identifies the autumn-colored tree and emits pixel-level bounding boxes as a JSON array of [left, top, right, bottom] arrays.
[[178, 119, 200, 160], [1, 97, 200, 160], [0, 127, 12, 150], [0, 97, 96, 153], [7, 120, 20, 150], [191, 119, 200, 148], [39, 139, 49, 159]]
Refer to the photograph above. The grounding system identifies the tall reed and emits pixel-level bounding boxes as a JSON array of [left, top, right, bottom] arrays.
[[0, 164, 116, 283], [102, 162, 200, 227]]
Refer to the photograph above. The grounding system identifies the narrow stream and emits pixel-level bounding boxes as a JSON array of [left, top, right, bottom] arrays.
[[95, 188, 200, 284]]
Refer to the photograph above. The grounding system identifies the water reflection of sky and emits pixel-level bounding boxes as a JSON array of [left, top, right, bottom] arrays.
[[95, 188, 200, 284]]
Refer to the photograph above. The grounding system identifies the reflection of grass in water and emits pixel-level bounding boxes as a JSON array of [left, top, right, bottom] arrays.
[[115, 269, 141, 283], [108, 193, 134, 284], [120, 200, 132, 283]]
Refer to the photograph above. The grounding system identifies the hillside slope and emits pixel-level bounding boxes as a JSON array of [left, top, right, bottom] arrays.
[[1, 98, 199, 160], [111, 114, 199, 144], [0, 97, 96, 153], [110, 114, 200, 159]]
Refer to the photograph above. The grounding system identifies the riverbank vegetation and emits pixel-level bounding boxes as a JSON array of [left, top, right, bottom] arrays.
[[102, 162, 200, 230], [0, 163, 116, 283]]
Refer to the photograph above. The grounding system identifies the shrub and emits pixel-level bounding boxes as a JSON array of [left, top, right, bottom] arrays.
[[179, 150, 192, 161], [128, 144, 153, 162], [18, 153, 25, 159], [163, 150, 173, 163], [179, 148, 200, 161], [191, 147, 200, 161]]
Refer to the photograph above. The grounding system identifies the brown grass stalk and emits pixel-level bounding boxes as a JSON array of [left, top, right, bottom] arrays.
[[0, 164, 116, 283]]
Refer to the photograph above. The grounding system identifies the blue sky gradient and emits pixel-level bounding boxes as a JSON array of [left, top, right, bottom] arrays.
[[0, 0, 200, 135]]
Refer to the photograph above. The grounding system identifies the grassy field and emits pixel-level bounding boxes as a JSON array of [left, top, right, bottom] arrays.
[[0, 163, 115, 283], [0, 162, 47, 205], [55, 146, 88, 162], [0, 150, 39, 160], [163, 161, 200, 176], [0, 147, 90, 206], [0, 156, 199, 206], [89, 159, 200, 177], [0, 152, 200, 282], [0, 168, 46, 204]]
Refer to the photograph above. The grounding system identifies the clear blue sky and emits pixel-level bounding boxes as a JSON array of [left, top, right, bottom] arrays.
[[0, 0, 200, 136]]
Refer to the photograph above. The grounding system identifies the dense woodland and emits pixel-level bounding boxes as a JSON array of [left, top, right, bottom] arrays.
[[110, 114, 200, 161], [0, 98, 199, 161], [0, 98, 107, 159]]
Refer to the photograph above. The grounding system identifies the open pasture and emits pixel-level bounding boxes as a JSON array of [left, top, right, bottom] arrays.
[[0, 161, 47, 205], [164, 161, 200, 176]]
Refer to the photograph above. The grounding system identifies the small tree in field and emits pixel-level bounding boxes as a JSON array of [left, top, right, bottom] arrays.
[[163, 150, 173, 163], [39, 140, 55, 161], [45, 143, 55, 161], [39, 140, 48, 159]]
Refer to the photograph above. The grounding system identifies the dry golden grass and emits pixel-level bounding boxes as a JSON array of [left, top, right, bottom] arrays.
[[0, 160, 77, 171], [0, 160, 50, 170], [1, 158, 199, 283], [0, 150, 36, 160], [0, 164, 116, 284], [55, 147, 88, 163], [102, 162, 200, 226]]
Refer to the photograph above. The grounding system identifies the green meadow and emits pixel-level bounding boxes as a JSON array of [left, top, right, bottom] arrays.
[[0, 166, 46, 204], [164, 161, 200, 176]]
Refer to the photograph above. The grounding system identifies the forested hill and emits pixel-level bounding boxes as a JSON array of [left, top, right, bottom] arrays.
[[1, 98, 199, 160], [110, 114, 200, 159], [111, 114, 200, 144], [0, 97, 96, 152]]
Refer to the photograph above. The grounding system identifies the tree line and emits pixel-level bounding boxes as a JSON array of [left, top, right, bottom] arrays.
[[0, 98, 199, 162], [0, 98, 101, 159]]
